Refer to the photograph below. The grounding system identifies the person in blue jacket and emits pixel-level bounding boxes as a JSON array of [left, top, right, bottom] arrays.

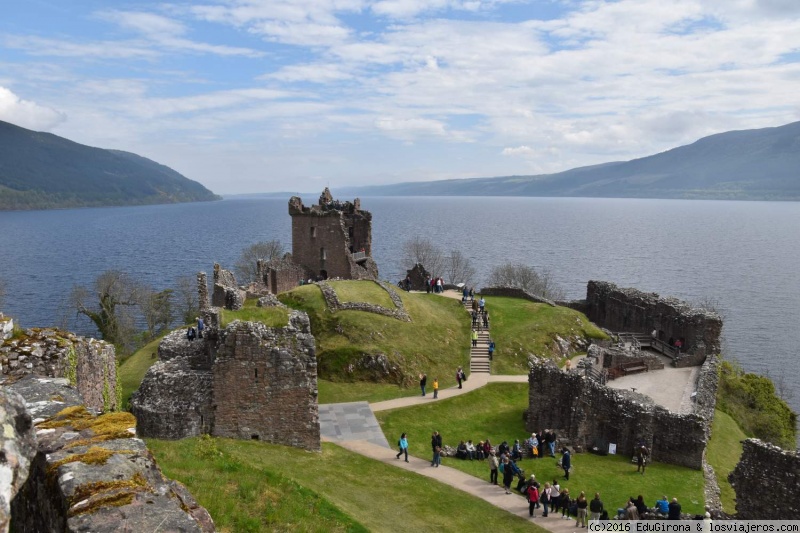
[[396, 432, 409, 462]]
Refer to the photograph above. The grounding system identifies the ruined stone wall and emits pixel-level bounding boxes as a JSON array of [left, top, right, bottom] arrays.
[[212, 312, 320, 451], [527, 362, 708, 469], [8, 375, 214, 532], [480, 287, 557, 307], [729, 439, 800, 519], [584, 281, 722, 354], [1, 325, 118, 413], [0, 388, 35, 533], [317, 281, 411, 322], [211, 264, 244, 310], [198, 272, 209, 310], [267, 261, 305, 294]]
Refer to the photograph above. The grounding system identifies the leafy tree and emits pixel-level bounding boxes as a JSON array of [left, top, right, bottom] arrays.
[[402, 237, 444, 278], [138, 287, 174, 340], [71, 270, 140, 351], [175, 275, 199, 325], [235, 240, 285, 283], [487, 263, 566, 301], [443, 250, 475, 286]]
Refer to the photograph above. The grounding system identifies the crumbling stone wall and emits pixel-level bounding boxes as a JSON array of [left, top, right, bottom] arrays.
[[0, 324, 118, 413], [317, 281, 411, 322], [7, 375, 214, 532], [212, 312, 320, 451], [583, 281, 722, 355], [729, 439, 800, 519], [259, 258, 305, 295], [211, 263, 244, 310], [288, 189, 378, 280], [405, 264, 430, 291], [132, 311, 321, 451], [602, 347, 665, 372], [527, 361, 709, 469], [198, 272, 209, 310], [479, 287, 557, 307]]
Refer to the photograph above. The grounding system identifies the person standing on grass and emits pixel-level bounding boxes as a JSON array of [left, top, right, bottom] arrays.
[[396, 432, 409, 462], [419, 373, 427, 396], [636, 445, 649, 474], [433, 377, 439, 399], [561, 448, 571, 480]]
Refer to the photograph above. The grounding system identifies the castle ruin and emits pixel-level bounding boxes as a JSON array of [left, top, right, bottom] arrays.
[[288, 188, 378, 281]]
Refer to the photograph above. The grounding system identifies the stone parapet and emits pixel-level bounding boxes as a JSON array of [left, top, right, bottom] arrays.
[[729, 439, 800, 519], [479, 287, 556, 307], [0, 388, 36, 533]]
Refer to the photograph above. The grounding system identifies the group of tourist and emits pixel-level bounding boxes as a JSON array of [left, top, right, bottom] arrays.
[[418, 373, 440, 399], [185, 317, 205, 341], [425, 276, 445, 293]]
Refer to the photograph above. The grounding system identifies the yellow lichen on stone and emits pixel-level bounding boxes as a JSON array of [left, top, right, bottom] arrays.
[[47, 446, 122, 474], [37, 406, 93, 429], [68, 492, 135, 517], [70, 472, 149, 505], [65, 411, 137, 449]]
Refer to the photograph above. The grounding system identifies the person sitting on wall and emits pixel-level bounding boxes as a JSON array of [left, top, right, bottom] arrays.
[[476, 440, 486, 460], [456, 440, 469, 460], [655, 495, 670, 516], [466, 440, 476, 460], [668, 498, 682, 520], [511, 439, 523, 461]]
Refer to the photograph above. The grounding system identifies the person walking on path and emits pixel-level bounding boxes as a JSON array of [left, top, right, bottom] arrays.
[[456, 367, 466, 389], [462, 286, 469, 302], [561, 448, 571, 480], [527, 482, 540, 518], [478, 296, 485, 313], [471, 329, 478, 347], [540, 482, 551, 516], [469, 287, 474, 301], [488, 451, 499, 485], [501, 457, 514, 494], [483, 311, 489, 329], [419, 373, 427, 396], [433, 377, 439, 399], [396, 433, 409, 462], [589, 493, 604, 524], [431, 431, 442, 467]]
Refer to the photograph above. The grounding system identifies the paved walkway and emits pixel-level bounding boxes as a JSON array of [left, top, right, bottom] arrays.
[[318, 402, 389, 447]]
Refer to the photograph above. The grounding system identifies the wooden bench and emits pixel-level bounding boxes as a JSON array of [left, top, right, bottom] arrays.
[[618, 361, 649, 376]]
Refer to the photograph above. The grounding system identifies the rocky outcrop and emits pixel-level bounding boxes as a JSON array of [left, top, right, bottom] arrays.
[[729, 439, 800, 519], [7, 375, 214, 532], [0, 324, 119, 413], [0, 389, 36, 533]]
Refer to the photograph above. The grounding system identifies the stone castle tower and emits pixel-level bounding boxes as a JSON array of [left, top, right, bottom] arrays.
[[288, 188, 378, 280]]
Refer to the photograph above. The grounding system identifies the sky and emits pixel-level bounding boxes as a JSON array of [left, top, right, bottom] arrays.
[[2, 0, 800, 195]]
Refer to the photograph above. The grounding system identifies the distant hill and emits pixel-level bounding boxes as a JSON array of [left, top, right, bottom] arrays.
[[0, 120, 220, 210], [338, 121, 800, 200]]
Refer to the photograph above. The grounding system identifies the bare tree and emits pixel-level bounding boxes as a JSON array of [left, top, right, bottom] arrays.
[[138, 287, 174, 340], [71, 270, 140, 350], [443, 250, 475, 286], [487, 263, 566, 301], [402, 237, 444, 278], [234, 240, 285, 283], [175, 275, 199, 325]]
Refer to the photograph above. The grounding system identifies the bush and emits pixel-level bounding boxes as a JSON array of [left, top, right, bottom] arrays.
[[717, 360, 797, 449]]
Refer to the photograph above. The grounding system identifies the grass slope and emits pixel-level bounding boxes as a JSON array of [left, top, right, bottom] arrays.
[[706, 409, 747, 514], [376, 383, 705, 516], [329, 280, 394, 308], [219, 299, 290, 328], [147, 437, 539, 533], [118, 334, 165, 408], [486, 296, 608, 374], [279, 285, 470, 396]]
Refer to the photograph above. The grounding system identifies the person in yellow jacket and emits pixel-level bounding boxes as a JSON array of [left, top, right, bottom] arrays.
[[433, 377, 439, 399], [471, 329, 479, 347]]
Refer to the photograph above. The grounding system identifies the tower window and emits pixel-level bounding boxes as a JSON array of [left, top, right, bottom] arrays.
[[311, 226, 316, 238]]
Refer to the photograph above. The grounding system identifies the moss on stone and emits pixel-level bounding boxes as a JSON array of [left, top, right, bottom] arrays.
[[65, 345, 78, 386], [48, 446, 119, 474], [37, 406, 94, 429], [65, 411, 137, 449], [70, 472, 149, 506], [68, 492, 136, 517]]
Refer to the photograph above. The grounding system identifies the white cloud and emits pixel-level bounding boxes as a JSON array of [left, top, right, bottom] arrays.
[[502, 145, 534, 156], [0, 86, 65, 131]]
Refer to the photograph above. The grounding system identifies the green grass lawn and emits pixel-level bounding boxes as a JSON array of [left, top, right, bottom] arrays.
[[118, 333, 166, 408], [706, 409, 747, 514], [318, 379, 424, 404], [147, 437, 540, 533], [376, 382, 705, 516], [328, 280, 395, 308], [219, 299, 290, 328], [280, 285, 470, 395], [486, 296, 608, 374]]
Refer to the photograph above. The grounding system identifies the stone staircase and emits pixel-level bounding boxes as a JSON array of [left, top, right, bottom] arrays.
[[462, 299, 491, 374]]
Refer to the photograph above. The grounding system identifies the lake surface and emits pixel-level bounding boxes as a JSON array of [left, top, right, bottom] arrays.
[[1, 196, 799, 414]]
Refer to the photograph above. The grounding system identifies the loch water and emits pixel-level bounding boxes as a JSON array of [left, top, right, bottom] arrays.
[[1, 196, 799, 413]]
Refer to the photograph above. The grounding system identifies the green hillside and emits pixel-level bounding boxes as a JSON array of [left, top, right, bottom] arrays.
[[0, 119, 220, 210]]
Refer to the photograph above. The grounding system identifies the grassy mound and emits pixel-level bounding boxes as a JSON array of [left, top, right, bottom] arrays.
[[376, 382, 705, 516], [147, 437, 539, 532], [279, 284, 470, 391], [485, 296, 608, 374], [219, 299, 289, 328], [329, 280, 395, 308], [706, 409, 746, 514], [118, 334, 165, 408]]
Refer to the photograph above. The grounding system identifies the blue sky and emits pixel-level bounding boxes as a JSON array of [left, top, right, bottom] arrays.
[[2, 0, 800, 194]]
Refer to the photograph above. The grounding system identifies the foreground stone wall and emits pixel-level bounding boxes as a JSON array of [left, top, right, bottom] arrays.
[[0, 389, 35, 533], [583, 281, 722, 354], [212, 312, 320, 451], [729, 439, 800, 519], [1, 324, 118, 413], [527, 361, 709, 469], [7, 376, 213, 532]]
